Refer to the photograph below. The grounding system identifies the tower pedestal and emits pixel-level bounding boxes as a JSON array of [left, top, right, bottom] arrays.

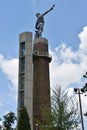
[[33, 37, 52, 129]]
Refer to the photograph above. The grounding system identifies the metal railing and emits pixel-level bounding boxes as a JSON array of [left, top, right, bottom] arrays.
[[33, 51, 52, 59]]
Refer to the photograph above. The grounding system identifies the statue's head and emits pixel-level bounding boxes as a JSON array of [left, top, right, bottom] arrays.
[[36, 13, 40, 17]]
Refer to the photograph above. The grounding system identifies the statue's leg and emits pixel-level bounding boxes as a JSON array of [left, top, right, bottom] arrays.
[[39, 23, 44, 37], [35, 30, 39, 38]]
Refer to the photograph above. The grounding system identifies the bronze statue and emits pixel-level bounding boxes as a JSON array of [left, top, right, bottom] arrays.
[[35, 4, 55, 38]]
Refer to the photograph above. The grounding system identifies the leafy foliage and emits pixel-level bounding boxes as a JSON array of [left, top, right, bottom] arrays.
[[38, 86, 80, 130], [17, 106, 31, 130], [3, 111, 16, 130], [51, 86, 80, 130]]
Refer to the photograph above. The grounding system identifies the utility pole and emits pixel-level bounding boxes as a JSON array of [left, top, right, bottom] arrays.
[[74, 88, 84, 130], [83, 72, 87, 117]]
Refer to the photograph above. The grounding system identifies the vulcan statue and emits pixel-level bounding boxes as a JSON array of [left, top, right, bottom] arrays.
[[35, 4, 55, 38]]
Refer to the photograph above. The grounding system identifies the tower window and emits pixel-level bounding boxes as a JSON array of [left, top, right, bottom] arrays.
[[20, 58, 25, 72], [20, 74, 25, 90], [20, 42, 25, 56], [20, 91, 24, 108]]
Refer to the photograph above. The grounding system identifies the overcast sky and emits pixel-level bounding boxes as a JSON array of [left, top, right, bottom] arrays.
[[0, 0, 87, 129]]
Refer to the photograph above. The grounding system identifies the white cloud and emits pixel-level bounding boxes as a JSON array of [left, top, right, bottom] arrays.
[[0, 55, 18, 90], [50, 26, 87, 89], [81, 94, 87, 113], [50, 26, 87, 116], [79, 26, 87, 54]]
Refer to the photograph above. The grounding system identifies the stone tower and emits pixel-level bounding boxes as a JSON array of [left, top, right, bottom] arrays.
[[33, 37, 52, 129]]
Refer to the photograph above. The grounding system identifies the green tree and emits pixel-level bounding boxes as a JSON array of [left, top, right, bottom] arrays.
[[17, 106, 31, 130], [38, 86, 80, 130], [3, 111, 16, 130], [0, 118, 2, 129], [51, 86, 80, 130]]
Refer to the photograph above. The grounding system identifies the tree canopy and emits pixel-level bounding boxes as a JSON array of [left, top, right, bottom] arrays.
[[51, 86, 80, 130], [3, 111, 16, 130], [38, 86, 81, 130], [17, 106, 31, 130]]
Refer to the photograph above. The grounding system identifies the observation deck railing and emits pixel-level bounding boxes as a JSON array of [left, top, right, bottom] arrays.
[[33, 51, 52, 62]]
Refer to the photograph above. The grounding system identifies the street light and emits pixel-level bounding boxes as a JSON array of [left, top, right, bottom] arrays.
[[36, 124, 39, 130], [83, 72, 87, 78], [84, 112, 87, 117], [74, 88, 84, 130], [83, 72, 87, 117], [83, 72, 87, 93]]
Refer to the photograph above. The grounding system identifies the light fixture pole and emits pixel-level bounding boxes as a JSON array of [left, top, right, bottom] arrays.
[[83, 72, 87, 118], [74, 88, 84, 130], [83, 72, 87, 93], [84, 112, 87, 117], [83, 72, 87, 78], [36, 124, 39, 130]]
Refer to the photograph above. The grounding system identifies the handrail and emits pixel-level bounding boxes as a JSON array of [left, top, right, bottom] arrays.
[[33, 51, 52, 59]]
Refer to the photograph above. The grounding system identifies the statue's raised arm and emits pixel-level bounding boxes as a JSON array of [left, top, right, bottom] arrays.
[[35, 4, 55, 38], [42, 4, 55, 16]]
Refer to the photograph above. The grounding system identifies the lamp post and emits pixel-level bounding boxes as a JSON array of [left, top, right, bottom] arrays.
[[36, 124, 39, 130], [74, 88, 84, 130], [83, 72, 87, 118], [84, 112, 87, 117], [83, 72, 87, 78], [83, 72, 87, 93]]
